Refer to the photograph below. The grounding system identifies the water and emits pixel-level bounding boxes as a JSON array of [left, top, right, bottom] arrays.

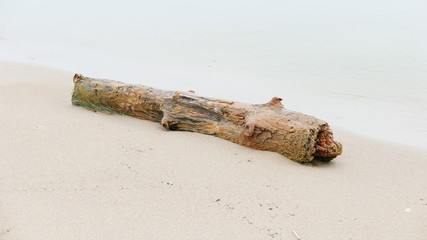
[[1, 0, 426, 148]]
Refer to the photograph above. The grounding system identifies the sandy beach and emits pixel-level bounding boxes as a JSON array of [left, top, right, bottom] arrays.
[[0, 61, 426, 239]]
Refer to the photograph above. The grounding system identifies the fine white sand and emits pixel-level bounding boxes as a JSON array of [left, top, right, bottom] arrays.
[[0, 61, 426, 240]]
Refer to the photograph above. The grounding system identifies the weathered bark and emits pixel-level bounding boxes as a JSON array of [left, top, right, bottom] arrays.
[[71, 74, 342, 162]]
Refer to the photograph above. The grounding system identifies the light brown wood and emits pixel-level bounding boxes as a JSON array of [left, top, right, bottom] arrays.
[[71, 74, 342, 162]]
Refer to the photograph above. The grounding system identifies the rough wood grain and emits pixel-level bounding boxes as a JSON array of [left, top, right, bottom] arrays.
[[71, 74, 342, 162]]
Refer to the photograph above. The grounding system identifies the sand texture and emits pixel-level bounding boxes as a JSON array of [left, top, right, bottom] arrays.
[[0, 61, 426, 240]]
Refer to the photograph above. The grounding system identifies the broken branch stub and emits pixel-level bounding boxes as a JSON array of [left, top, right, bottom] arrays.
[[71, 74, 342, 162]]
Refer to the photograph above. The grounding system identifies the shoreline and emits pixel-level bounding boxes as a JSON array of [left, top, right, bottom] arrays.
[[1, 61, 426, 239], [1, 59, 425, 151]]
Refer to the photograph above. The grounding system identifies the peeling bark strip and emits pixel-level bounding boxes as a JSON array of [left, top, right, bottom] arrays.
[[71, 74, 342, 162]]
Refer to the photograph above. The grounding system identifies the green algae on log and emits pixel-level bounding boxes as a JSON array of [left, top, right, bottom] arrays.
[[71, 74, 342, 163]]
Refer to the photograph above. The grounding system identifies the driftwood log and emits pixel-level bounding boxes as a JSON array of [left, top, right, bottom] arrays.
[[71, 74, 342, 162]]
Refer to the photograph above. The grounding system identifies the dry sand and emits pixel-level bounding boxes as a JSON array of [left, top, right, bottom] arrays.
[[0, 61, 426, 240]]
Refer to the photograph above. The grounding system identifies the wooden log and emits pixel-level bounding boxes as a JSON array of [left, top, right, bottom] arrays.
[[71, 74, 342, 163]]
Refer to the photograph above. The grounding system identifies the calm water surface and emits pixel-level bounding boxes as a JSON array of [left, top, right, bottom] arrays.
[[1, 0, 426, 148]]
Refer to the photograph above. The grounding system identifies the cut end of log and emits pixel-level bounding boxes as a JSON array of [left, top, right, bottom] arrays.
[[268, 97, 284, 108], [313, 126, 343, 162], [73, 73, 84, 83]]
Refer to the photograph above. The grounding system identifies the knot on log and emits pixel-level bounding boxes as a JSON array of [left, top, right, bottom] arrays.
[[73, 73, 84, 83], [173, 91, 196, 102], [267, 97, 284, 108], [173, 92, 182, 99], [243, 123, 255, 137], [243, 122, 264, 137], [161, 114, 178, 130]]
